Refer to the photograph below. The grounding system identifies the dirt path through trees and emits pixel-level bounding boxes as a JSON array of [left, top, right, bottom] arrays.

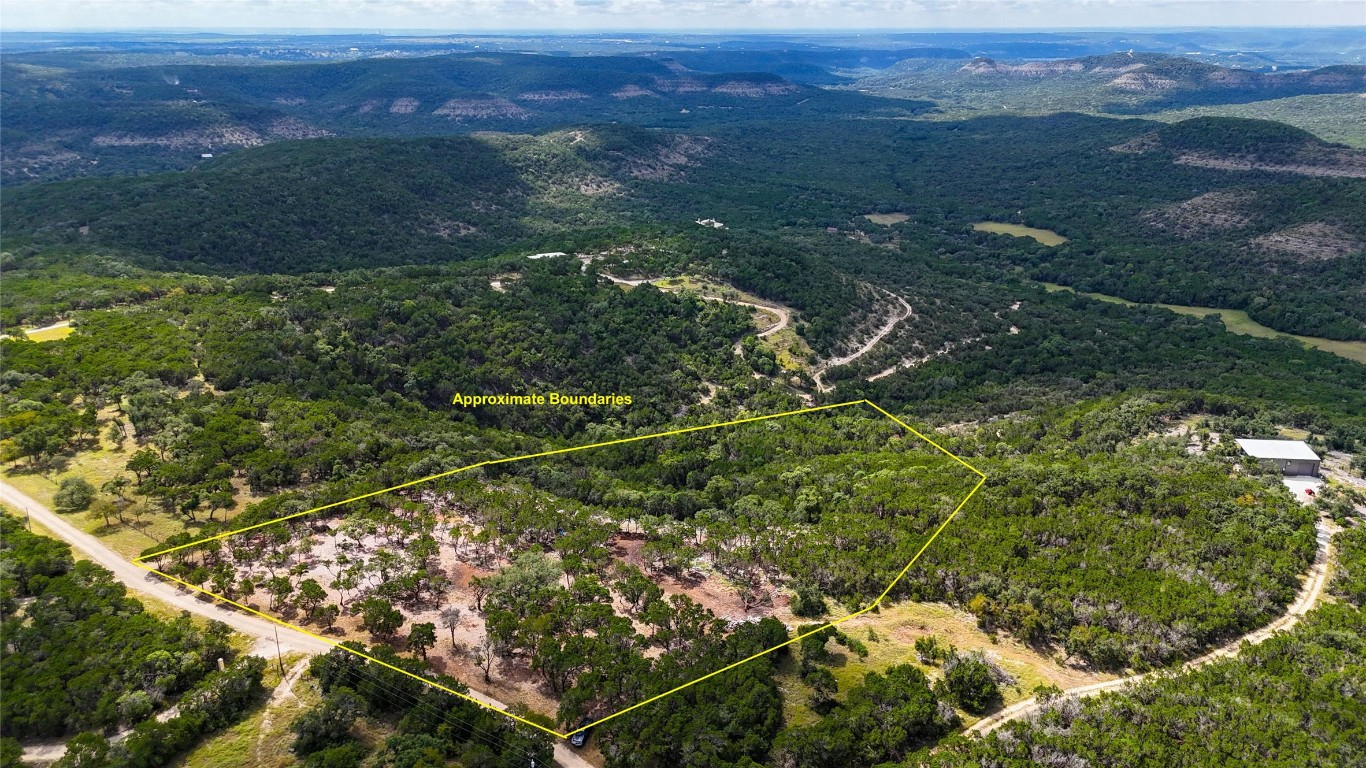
[[967, 516, 1337, 737], [813, 289, 913, 392]]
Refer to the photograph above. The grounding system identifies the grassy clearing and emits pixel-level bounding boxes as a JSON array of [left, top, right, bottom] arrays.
[[777, 601, 1115, 727], [767, 327, 815, 373], [973, 222, 1068, 246], [864, 213, 910, 225], [1041, 282, 1366, 364], [3, 412, 268, 559], [653, 275, 773, 309], [175, 654, 317, 768], [24, 323, 74, 342]]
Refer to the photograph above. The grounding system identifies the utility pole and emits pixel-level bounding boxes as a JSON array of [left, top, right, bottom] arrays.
[[274, 625, 284, 675]]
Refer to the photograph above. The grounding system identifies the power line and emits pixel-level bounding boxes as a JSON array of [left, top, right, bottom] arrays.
[[304, 647, 553, 767]]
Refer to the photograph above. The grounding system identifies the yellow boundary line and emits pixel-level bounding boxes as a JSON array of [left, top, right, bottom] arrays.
[[132, 400, 984, 739]]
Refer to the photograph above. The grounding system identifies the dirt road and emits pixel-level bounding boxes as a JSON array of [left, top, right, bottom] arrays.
[[2, 479, 596, 768], [813, 289, 913, 392], [967, 516, 1336, 737], [1, 479, 334, 655], [0, 319, 71, 341], [600, 273, 790, 337]]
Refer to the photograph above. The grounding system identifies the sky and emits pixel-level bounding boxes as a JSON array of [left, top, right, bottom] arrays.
[[3, 0, 1364, 32]]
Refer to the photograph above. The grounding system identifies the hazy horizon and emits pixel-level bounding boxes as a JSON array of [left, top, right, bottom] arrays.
[[4, 1, 1363, 32]]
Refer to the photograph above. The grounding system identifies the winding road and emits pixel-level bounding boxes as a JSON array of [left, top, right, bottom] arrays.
[[600, 271, 925, 395], [967, 515, 1337, 737], [1, 479, 595, 768], [813, 288, 913, 393], [600, 273, 791, 337]]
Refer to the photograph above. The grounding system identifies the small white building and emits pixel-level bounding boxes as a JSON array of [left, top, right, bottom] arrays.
[[200, 153, 214, 159], [1235, 439, 1321, 477]]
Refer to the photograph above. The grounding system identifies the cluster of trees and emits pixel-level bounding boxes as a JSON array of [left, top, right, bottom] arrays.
[[0, 515, 239, 740], [0, 513, 263, 768], [1331, 522, 1366, 608], [293, 642, 553, 768], [1, 311, 197, 469], [49, 657, 267, 768], [773, 665, 958, 768], [907, 399, 1318, 669], [593, 618, 789, 768]]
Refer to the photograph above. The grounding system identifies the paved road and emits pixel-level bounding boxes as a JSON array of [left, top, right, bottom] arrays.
[[1, 479, 596, 768], [967, 516, 1337, 737]]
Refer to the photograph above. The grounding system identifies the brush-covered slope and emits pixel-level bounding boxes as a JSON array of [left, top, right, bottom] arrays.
[[1, 125, 702, 273]]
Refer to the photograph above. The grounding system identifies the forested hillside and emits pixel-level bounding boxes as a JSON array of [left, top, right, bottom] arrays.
[[1, 52, 926, 183], [8, 111, 1363, 339], [3, 130, 644, 273]]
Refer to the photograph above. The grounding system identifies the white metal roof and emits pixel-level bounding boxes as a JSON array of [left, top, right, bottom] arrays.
[[1234, 439, 1320, 462]]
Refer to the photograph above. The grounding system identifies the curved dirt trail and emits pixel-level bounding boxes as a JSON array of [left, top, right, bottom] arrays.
[[813, 289, 913, 393], [600, 273, 790, 337], [968, 517, 1336, 737]]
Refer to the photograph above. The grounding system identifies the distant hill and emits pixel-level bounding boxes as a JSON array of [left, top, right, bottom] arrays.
[[0, 52, 930, 183], [853, 52, 1366, 115], [1112, 116, 1366, 178], [0, 125, 702, 273], [647, 46, 973, 85]]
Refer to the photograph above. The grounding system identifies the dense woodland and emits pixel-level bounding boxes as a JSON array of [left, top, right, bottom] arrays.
[[0, 514, 264, 768], [6, 110, 1365, 338]]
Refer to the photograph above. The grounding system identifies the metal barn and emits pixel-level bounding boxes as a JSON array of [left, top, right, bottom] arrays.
[[1234, 439, 1322, 477]]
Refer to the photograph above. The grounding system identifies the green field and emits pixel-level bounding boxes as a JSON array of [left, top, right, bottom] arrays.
[[973, 221, 1069, 246], [1042, 282, 1366, 364], [865, 213, 910, 225]]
